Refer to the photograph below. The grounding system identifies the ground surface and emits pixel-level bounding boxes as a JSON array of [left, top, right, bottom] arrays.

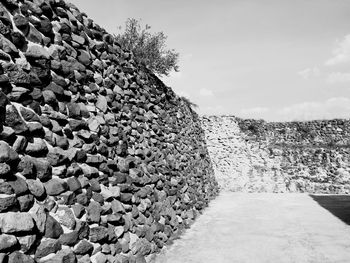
[[149, 193, 350, 263]]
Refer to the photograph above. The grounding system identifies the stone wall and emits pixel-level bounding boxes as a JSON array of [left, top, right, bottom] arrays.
[[0, 0, 219, 262], [202, 116, 350, 193]]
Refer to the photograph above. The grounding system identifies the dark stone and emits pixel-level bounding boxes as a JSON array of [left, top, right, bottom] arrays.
[[0, 163, 11, 178], [59, 231, 79, 246], [89, 178, 101, 192], [18, 156, 35, 178], [8, 176, 28, 196], [74, 239, 93, 255], [44, 178, 68, 196], [25, 138, 48, 157], [92, 192, 104, 204], [38, 17, 53, 36], [47, 152, 68, 167], [13, 15, 29, 33], [26, 25, 42, 44], [120, 193, 133, 204], [67, 176, 81, 192], [11, 31, 27, 49], [8, 70, 30, 87], [76, 220, 90, 240], [32, 158, 52, 181], [45, 82, 65, 99], [75, 150, 87, 162], [89, 226, 108, 243], [69, 119, 88, 131], [31, 66, 51, 86], [5, 105, 28, 134], [44, 214, 64, 239], [35, 238, 61, 259]]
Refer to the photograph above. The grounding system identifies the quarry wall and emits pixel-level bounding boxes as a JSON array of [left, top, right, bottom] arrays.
[[202, 116, 350, 193], [0, 0, 219, 262]]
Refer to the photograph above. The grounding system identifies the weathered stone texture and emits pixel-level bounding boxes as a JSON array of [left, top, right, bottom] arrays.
[[202, 116, 350, 193], [0, 0, 218, 261]]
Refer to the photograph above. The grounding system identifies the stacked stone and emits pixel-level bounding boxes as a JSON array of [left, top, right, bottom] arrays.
[[203, 115, 350, 193], [202, 116, 287, 192], [0, 0, 219, 262]]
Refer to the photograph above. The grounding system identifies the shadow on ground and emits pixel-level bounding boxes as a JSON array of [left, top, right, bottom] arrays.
[[310, 195, 350, 225]]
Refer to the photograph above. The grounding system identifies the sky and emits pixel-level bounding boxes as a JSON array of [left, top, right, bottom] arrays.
[[69, 0, 350, 121]]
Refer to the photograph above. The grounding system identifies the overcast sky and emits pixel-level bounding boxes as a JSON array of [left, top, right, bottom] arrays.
[[69, 0, 350, 121]]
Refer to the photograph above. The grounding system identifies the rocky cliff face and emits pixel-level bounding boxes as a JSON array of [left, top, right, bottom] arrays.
[[202, 116, 350, 193], [0, 0, 219, 262]]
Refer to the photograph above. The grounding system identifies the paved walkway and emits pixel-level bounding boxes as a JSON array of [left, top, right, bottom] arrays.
[[150, 193, 350, 263]]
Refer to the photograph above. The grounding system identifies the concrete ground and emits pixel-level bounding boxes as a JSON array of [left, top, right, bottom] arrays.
[[149, 193, 350, 263]]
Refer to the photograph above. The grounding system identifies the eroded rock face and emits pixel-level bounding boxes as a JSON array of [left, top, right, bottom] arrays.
[[0, 0, 218, 261], [202, 116, 350, 193]]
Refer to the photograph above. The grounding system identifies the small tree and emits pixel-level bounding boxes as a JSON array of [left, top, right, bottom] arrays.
[[116, 18, 179, 76]]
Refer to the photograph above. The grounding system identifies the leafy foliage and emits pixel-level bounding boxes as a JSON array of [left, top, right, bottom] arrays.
[[116, 18, 179, 76]]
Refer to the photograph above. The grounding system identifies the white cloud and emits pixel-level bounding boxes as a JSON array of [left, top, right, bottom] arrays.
[[278, 97, 350, 121], [326, 72, 350, 84], [297, 67, 320, 79], [239, 107, 270, 119], [325, 35, 350, 66], [199, 88, 214, 97]]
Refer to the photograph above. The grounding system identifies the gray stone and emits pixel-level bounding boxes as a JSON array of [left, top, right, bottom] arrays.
[[25, 44, 50, 59], [55, 206, 76, 230], [44, 178, 68, 196], [44, 214, 63, 239], [0, 234, 17, 251], [27, 179, 46, 198], [59, 231, 79, 246], [90, 252, 107, 263], [0, 212, 34, 233], [0, 195, 17, 212], [25, 137, 48, 156], [0, 141, 19, 164], [96, 95, 107, 113], [86, 201, 101, 223], [74, 239, 94, 255], [42, 248, 76, 263], [29, 203, 47, 233], [8, 176, 28, 196], [17, 234, 36, 252], [18, 194, 34, 211], [18, 156, 35, 178], [33, 158, 52, 181], [89, 226, 108, 243], [5, 105, 28, 134], [35, 238, 61, 259], [8, 251, 35, 263], [0, 163, 11, 178]]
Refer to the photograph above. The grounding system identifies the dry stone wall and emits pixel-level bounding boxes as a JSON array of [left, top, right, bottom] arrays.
[[202, 116, 350, 194], [0, 0, 219, 262]]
